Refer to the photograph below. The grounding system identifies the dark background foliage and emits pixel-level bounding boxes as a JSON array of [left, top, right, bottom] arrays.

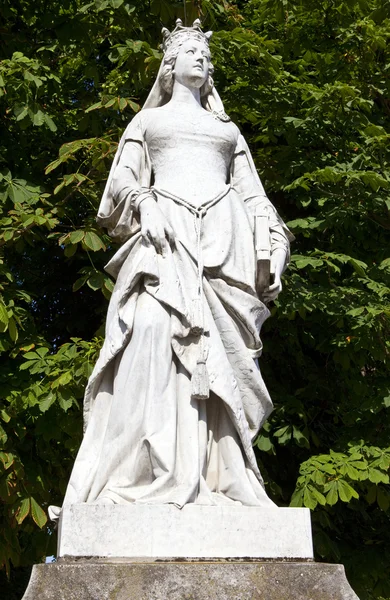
[[0, 1, 389, 598]]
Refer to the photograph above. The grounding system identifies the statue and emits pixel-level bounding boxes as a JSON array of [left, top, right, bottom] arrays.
[[59, 19, 293, 512]]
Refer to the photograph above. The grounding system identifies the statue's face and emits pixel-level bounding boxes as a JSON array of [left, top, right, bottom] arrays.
[[173, 38, 210, 89]]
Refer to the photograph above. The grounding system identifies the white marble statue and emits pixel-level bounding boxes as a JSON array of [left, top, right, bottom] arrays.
[[60, 19, 293, 511]]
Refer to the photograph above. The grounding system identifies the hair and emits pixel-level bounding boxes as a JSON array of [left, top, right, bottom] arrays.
[[159, 37, 215, 99]]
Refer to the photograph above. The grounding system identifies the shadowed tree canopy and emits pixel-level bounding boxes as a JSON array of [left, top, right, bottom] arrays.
[[0, 1, 389, 598]]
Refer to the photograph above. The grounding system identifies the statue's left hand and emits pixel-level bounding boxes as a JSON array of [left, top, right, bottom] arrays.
[[263, 273, 282, 304], [262, 248, 286, 303]]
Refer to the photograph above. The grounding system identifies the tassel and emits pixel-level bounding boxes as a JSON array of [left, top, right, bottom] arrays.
[[191, 359, 210, 400]]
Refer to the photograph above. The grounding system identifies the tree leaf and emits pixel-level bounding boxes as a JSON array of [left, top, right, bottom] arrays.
[[32, 110, 45, 126], [303, 486, 318, 509], [58, 393, 73, 412], [85, 101, 103, 113], [0, 424, 7, 444], [36, 347, 49, 358], [337, 480, 359, 503], [87, 272, 104, 290], [58, 371, 72, 386], [0, 451, 14, 468], [290, 488, 304, 507], [104, 277, 114, 293], [64, 244, 77, 257], [325, 482, 339, 506], [39, 393, 56, 412], [368, 468, 389, 484], [43, 113, 57, 132], [15, 498, 31, 525], [377, 487, 390, 512], [256, 434, 274, 452], [0, 410, 11, 424], [293, 426, 310, 449], [0, 301, 9, 327], [69, 230, 85, 244], [30, 497, 47, 528], [73, 276, 88, 291], [84, 231, 105, 251], [8, 317, 18, 342]]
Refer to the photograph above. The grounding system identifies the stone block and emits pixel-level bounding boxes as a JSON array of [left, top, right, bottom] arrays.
[[58, 504, 313, 559], [22, 561, 359, 599]]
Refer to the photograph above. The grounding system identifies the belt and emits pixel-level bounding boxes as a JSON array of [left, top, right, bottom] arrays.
[[152, 185, 231, 400]]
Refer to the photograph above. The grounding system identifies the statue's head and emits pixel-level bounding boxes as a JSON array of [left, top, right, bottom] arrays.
[[142, 19, 229, 121], [159, 19, 214, 98]]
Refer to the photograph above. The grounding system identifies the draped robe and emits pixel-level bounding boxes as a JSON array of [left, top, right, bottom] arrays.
[[62, 107, 292, 509]]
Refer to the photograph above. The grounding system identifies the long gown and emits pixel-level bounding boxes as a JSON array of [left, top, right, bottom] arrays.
[[62, 105, 291, 509]]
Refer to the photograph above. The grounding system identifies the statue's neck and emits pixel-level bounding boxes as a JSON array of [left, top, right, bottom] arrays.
[[169, 81, 203, 110]]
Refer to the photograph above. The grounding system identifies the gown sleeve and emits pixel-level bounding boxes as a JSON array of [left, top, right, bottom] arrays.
[[96, 112, 152, 242], [231, 134, 293, 267]]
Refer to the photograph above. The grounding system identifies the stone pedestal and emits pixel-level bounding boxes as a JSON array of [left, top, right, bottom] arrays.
[[58, 504, 314, 559], [23, 561, 359, 599], [22, 504, 359, 599]]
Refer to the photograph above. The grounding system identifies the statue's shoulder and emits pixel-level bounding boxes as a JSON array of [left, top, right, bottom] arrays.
[[128, 107, 166, 131], [224, 119, 243, 147], [122, 110, 156, 141], [123, 111, 143, 135], [230, 119, 241, 138]]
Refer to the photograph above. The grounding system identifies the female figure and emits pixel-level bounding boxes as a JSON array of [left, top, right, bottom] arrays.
[[62, 20, 292, 510]]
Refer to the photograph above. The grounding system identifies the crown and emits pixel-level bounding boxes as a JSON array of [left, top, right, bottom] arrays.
[[161, 19, 213, 53]]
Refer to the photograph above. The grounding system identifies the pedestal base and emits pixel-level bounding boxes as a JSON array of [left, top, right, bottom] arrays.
[[58, 504, 313, 559], [22, 561, 359, 599]]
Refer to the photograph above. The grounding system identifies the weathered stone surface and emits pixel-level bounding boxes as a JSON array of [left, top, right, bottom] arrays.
[[58, 504, 313, 559], [22, 561, 359, 600]]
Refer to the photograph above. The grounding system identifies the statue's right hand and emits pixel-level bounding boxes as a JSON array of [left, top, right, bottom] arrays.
[[139, 196, 175, 257]]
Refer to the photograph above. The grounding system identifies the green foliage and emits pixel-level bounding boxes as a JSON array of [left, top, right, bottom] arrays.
[[0, 0, 389, 598], [0, 338, 101, 574]]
